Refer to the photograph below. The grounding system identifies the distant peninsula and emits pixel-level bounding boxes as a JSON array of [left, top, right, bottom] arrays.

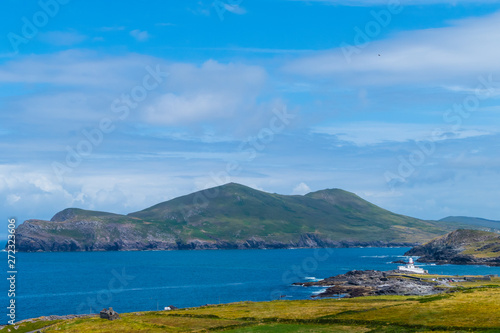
[[15, 183, 466, 252], [405, 229, 500, 266], [439, 216, 500, 231]]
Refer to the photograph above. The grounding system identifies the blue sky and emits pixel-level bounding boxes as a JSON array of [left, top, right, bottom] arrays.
[[2, 0, 500, 233]]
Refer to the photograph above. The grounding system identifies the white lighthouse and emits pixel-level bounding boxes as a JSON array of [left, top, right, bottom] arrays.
[[398, 257, 428, 274]]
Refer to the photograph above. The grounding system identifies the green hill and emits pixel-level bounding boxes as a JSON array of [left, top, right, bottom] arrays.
[[440, 216, 500, 231], [130, 183, 450, 244], [16, 183, 461, 252]]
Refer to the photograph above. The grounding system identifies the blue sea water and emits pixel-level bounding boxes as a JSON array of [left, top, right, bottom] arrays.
[[3, 247, 500, 324]]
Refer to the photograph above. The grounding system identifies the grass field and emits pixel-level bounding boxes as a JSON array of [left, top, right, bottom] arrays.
[[4, 278, 500, 333]]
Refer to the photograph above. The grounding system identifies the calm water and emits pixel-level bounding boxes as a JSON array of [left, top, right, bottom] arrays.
[[3, 247, 500, 324]]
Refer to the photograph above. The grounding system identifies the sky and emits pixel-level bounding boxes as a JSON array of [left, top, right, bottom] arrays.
[[2, 0, 500, 235]]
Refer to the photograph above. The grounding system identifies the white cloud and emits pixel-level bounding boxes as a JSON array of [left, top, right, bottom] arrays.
[[146, 93, 237, 124], [7, 194, 21, 205], [0, 51, 270, 140], [130, 29, 150, 42], [144, 60, 267, 125], [287, 0, 500, 5], [224, 4, 247, 14], [313, 122, 496, 145], [11, 91, 106, 122], [284, 11, 500, 86], [0, 50, 156, 88], [292, 182, 311, 195], [442, 83, 500, 97], [0, 163, 192, 223]]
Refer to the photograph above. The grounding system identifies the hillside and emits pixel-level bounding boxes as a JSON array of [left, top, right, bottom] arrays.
[[440, 216, 500, 230], [16, 183, 459, 252], [405, 229, 500, 266], [15, 209, 172, 252]]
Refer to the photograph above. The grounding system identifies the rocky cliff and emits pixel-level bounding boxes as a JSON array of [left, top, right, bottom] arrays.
[[15, 183, 461, 252], [405, 229, 500, 266], [16, 217, 415, 252], [294, 270, 442, 298]]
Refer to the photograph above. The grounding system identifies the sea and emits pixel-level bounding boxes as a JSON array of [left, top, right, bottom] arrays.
[[3, 247, 500, 324]]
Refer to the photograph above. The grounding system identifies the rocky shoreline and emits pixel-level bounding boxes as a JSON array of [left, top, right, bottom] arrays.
[[12, 183, 455, 253], [405, 229, 500, 267], [15, 224, 417, 252], [294, 270, 445, 298], [408, 253, 500, 266]]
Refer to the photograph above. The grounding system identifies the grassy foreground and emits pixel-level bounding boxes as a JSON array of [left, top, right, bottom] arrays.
[[4, 278, 500, 333]]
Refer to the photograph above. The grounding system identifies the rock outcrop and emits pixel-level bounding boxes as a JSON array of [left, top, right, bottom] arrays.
[[405, 229, 500, 266], [294, 270, 442, 298], [16, 218, 414, 252]]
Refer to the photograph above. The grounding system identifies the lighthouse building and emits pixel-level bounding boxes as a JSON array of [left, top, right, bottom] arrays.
[[397, 258, 428, 274]]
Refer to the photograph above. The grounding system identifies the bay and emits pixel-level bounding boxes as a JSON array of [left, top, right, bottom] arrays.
[[3, 247, 500, 324]]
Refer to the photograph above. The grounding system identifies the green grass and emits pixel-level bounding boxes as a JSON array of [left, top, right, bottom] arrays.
[[225, 323, 369, 332], [0, 319, 62, 333], [417, 294, 452, 303], [7, 281, 500, 332]]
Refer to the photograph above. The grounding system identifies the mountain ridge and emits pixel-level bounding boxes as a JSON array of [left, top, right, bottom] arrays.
[[439, 216, 500, 231], [15, 183, 467, 252]]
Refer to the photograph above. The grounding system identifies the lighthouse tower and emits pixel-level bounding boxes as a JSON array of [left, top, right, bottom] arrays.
[[397, 257, 427, 274]]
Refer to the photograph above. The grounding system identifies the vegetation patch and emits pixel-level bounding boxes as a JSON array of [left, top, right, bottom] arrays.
[[0, 320, 62, 333], [418, 294, 452, 303]]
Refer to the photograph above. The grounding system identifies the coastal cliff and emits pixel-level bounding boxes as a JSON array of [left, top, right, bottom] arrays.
[[16, 221, 414, 252], [405, 229, 500, 266], [15, 183, 459, 252]]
